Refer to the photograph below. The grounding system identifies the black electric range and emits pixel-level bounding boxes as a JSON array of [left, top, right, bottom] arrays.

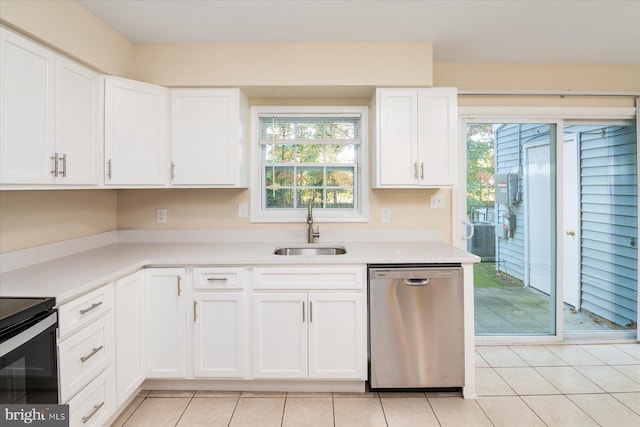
[[0, 296, 58, 404], [0, 297, 56, 337]]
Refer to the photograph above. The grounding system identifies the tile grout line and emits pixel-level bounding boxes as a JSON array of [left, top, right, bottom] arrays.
[[172, 394, 194, 427], [226, 394, 241, 427]]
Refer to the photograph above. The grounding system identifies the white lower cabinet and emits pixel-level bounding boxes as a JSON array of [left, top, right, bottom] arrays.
[[114, 270, 145, 406], [193, 267, 247, 378], [252, 266, 366, 380], [145, 268, 187, 378], [67, 367, 116, 427], [253, 293, 308, 378], [308, 293, 364, 379], [194, 292, 247, 377], [57, 283, 116, 424]]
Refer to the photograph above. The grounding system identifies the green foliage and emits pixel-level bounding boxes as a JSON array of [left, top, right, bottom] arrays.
[[467, 123, 495, 209]]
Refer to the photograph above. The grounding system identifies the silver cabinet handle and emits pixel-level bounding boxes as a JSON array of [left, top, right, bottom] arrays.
[[106, 159, 112, 179], [302, 301, 305, 323], [81, 401, 105, 424], [60, 153, 67, 178], [50, 153, 59, 177], [79, 301, 103, 315], [171, 161, 176, 179], [207, 277, 228, 282], [80, 345, 103, 363], [420, 162, 424, 180], [193, 301, 198, 322], [413, 162, 418, 179], [309, 301, 313, 323], [177, 276, 182, 296]]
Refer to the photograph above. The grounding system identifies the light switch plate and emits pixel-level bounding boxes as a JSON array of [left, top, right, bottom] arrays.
[[238, 203, 248, 218], [381, 208, 391, 223], [156, 208, 167, 223], [430, 193, 445, 209]]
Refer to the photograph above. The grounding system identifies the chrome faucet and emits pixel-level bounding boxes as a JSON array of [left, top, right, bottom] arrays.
[[307, 200, 320, 243]]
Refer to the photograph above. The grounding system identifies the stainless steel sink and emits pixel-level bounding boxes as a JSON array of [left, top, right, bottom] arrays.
[[273, 245, 347, 256]]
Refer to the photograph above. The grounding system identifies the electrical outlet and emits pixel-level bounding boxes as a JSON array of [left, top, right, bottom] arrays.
[[238, 203, 248, 218], [156, 208, 167, 223], [430, 193, 445, 209], [381, 208, 391, 224]]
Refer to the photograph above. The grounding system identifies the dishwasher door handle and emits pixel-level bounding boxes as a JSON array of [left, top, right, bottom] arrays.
[[403, 278, 430, 286]]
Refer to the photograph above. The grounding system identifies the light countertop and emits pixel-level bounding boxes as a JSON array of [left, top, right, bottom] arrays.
[[0, 240, 479, 305]]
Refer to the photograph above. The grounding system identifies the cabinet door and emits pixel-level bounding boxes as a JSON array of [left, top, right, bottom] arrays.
[[171, 89, 239, 185], [253, 293, 308, 378], [375, 89, 418, 187], [104, 77, 168, 185], [194, 292, 246, 378], [114, 270, 145, 406], [55, 57, 99, 184], [145, 268, 186, 378], [308, 293, 365, 379], [0, 28, 55, 184], [417, 88, 457, 186]]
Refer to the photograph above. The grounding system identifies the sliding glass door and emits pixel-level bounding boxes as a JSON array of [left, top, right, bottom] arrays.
[[466, 122, 557, 336], [462, 116, 638, 340]]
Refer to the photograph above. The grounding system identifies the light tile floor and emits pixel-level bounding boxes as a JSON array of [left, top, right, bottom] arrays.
[[112, 343, 640, 427]]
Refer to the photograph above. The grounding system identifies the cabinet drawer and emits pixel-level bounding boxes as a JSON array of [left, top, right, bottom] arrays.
[[58, 313, 113, 402], [253, 266, 365, 290], [194, 267, 246, 290], [58, 284, 113, 339], [67, 367, 115, 427]]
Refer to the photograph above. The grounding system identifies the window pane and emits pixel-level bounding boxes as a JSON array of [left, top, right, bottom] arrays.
[[326, 189, 354, 208], [297, 189, 323, 208], [296, 145, 324, 163], [297, 167, 324, 187], [266, 144, 295, 162], [265, 188, 294, 208], [265, 166, 294, 186], [326, 167, 354, 186], [325, 144, 355, 163]]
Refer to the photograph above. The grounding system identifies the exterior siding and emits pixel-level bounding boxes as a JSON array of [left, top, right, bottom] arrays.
[[577, 125, 637, 327]]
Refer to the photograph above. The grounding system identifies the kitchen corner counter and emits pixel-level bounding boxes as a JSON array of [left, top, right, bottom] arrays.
[[0, 240, 479, 305]]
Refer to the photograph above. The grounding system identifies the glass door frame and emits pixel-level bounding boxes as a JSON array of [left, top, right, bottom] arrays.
[[453, 105, 639, 344]]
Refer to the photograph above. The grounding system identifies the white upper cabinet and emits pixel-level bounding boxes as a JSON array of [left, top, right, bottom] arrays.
[[372, 87, 457, 188], [171, 88, 248, 186], [55, 56, 100, 184], [104, 76, 168, 186], [0, 28, 99, 186], [0, 28, 55, 184]]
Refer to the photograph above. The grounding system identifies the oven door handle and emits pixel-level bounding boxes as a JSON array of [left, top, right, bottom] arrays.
[[0, 312, 57, 357]]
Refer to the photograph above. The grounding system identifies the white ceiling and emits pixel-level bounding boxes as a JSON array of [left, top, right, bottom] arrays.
[[77, 0, 640, 64]]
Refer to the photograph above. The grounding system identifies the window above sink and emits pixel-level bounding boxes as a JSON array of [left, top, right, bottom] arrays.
[[250, 106, 369, 223]]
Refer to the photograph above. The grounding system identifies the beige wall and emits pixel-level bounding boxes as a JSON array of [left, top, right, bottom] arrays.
[[0, 191, 118, 252], [133, 43, 433, 87], [0, 0, 134, 77], [116, 187, 451, 240], [435, 63, 640, 91]]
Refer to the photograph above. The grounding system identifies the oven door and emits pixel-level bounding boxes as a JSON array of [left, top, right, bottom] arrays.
[[0, 311, 58, 404]]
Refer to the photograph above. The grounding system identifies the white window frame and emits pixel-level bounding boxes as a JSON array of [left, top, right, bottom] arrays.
[[250, 106, 369, 223]]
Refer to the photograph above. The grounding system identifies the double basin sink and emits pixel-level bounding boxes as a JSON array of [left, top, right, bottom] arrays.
[[273, 245, 347, 256]]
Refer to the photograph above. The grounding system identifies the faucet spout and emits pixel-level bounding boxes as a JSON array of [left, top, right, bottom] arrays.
[[306, 200, 320, 243]]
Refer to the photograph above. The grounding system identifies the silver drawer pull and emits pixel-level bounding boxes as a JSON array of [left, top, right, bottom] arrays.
[[80, 345, 103, 363], [79, 301, 103, 315], [207, 277, 229, 282], [81, 401, 105, 423]]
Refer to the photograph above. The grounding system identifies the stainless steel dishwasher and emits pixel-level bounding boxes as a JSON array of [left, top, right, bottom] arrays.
[[369, 265, 464, 389]]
